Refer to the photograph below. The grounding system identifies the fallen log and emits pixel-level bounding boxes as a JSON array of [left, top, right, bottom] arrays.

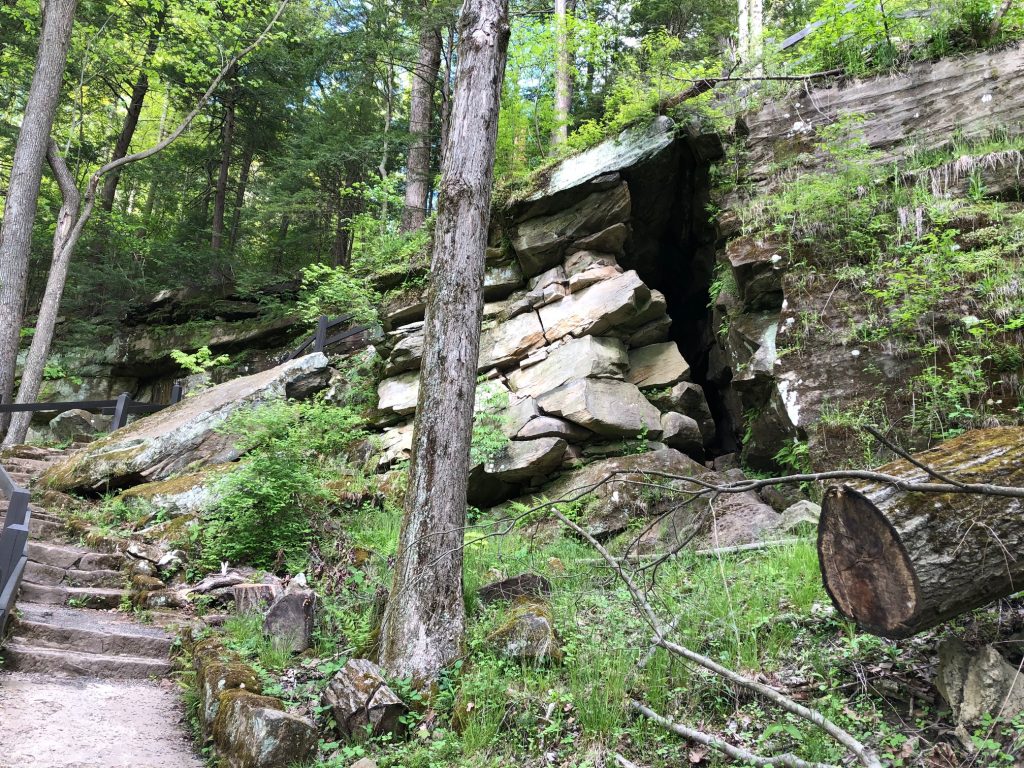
[[818, 427, 1024, 639]]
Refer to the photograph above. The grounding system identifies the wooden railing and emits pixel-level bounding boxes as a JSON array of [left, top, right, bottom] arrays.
[[0, 383, 183, 432], [0, 459, 31, 638], [281, 314, 370, 363]]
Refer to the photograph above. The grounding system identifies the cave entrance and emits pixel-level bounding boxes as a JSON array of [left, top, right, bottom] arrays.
[[618, 132, 739, 456]]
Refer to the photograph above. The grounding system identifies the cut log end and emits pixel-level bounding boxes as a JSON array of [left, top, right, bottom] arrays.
[[818, 485, 920, 638]]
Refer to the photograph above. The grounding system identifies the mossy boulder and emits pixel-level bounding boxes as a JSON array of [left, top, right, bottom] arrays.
[[486, 597, 562, 664], [198, 654, 264, 728], [120, 467, 229, 517], [212, 689, 317, 768], [39, 354, 329, 493]]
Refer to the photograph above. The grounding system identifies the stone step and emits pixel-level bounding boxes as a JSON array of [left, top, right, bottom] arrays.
[[19, 582, 128, 609], [30, 517, 67, 539], [26, 541, 124, 571], [27, 541, 90, 569], [12, 610, 172, 658], [23, 562, 126, 589], [0, 642, 172, 679], [1, 445, 66, 461], [2, 456, 51, 472], [6, 470, 32, 486], [24, 560, 67, 586], [66, 569, 127, 588]]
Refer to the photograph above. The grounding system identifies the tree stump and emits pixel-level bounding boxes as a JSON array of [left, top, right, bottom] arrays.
[[321, 659, 407, 743], [818, 427, 1024, 638]]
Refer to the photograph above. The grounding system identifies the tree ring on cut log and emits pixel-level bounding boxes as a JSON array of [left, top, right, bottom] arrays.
[[818, 485, 920, 637]]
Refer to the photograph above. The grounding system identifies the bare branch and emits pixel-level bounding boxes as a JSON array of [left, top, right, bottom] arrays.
[[550, 508, 882, 768], [864, 425, 967, 489], [629, 699, 838, 768]]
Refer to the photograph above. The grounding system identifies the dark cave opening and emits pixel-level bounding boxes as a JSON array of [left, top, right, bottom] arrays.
[[618, 132, 740, 457]]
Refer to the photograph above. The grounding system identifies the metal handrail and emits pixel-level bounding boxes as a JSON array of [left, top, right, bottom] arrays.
[[0, 460, 31, 640], [0, 383, 182, 431], [281, 314, 368, 362]]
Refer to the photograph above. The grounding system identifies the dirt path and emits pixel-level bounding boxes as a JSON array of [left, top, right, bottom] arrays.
[[0, 672, 204, 768]]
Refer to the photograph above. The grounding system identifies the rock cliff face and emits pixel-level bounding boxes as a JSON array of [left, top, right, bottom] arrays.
[[374, 117, 728, 503], [711, 43, 1024, 471]]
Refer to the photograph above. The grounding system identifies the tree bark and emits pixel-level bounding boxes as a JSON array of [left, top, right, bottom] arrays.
[[211, 97, 235, 251], [228, 143, 254, 250], [142, 85, 171, 218], [3, 142, 81, 446], [99, 5, 167, 212], [0, 0, 78, 439], [818, 427, 1024, 639], [551, 0, 571, 146], [749, 0, 763, 74], [738, 0, 749, 62], [378, 0, 510, 685], [401, 14, 441, 232]]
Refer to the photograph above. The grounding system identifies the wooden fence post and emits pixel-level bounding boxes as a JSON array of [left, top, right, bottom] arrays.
[[111, 392, 131, 431], [314, 315, 329, 354]]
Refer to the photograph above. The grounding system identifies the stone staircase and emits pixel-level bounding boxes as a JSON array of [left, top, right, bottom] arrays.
[[0, 444, 202, 767], [1, 444, 173, 679]]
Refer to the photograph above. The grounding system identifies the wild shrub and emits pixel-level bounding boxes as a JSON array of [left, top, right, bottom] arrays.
[[193, 399, 368, 574]]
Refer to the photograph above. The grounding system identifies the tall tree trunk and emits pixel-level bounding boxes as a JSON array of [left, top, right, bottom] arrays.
[[401, 13, 441, 232], [439, 26, 456, 167], [551, 0, 571, 146], [99, 5, 167, 213], [0, 0, 78, 439], [4, 142, 80, 446], [749, 0, 763, 74], [211, 99, 235, 251], [228, 143, 254, 250], [738, 0, 749, 63], [378, 0, 510, 685]]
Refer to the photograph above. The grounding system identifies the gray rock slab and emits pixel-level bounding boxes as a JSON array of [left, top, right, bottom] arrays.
[[537, 377, 662, 438]]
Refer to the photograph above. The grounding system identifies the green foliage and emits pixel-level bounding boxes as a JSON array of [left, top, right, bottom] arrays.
[[169, 345, 231, 375], [746, 115, 887, 266], [298, 263, 381, 329], [471, 383, 511, 466], [773, 437, 811, 474], [222, 613, 293, 671], [193, 399, 369, 574]]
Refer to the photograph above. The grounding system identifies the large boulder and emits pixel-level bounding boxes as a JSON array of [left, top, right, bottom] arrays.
[[377, 372, 420, 417], [517, 447, 778, 549], [262, 588, 316, 653], [626, 342, 690, 388], [512, 183, 631, 277], [508, 336, 627, 398], [537, 378, 662, 438], [478, 310, 547, 369], [484, 437, 567, 483], [519, 117, 677, 207], [48, 409, 103, 443], [322, 659, 407, 743], [40, 354, 330, 493], [486, 598, 562, 663], [936, 638, 1024, 741], [537, 270, 651, 343], [119, 467, 229, 517]]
